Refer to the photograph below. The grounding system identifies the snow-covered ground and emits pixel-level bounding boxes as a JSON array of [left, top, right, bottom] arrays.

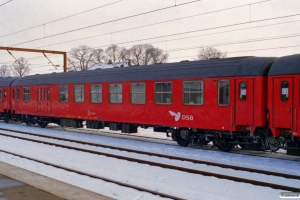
[[0, 122, 299, 199]]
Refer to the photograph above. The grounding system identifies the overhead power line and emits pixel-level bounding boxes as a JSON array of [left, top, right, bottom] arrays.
[[34, 0, 272, 49], [11, 0, 201, 46], [0, 0, 123, 39], [0, 0, 12, 7]]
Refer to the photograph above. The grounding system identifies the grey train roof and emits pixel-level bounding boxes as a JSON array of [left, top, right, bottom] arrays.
[[0, 77, 18, 86], [268, 54, 300, 76], [12, 56, 276, 86]]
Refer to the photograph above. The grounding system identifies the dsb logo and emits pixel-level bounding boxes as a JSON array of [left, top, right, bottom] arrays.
[[182, 115, 193, 120]]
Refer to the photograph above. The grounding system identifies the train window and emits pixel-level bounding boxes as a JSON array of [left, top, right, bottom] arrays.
[[44, 88, 47, 100], [23, 87, 30, 101], [48, 88, 50, 100], [0, 88, 2, 101], [109, 84, 122, 103], [91, 84, 102, 103], [4, 89, 6, 98], [38, 88, 41, 100], [16, 88, 19, 101], [59, 86, 68, 102], [41, 88, 44, 100], [74, 85, 84, 102], [183, 81, 203, 105], [131, 83, 146, 104], [281, 81, 289, 102], [218, 80, 229, 106], [239, 82, 246, 101], [155, 82, 172, 104], [12, 89, 15, 98]]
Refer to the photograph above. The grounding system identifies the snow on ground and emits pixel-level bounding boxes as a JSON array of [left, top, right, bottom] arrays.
[[0, 122, 299, 199]]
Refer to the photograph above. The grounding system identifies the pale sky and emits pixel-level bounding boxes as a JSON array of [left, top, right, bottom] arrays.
[[0, 0, 299, 74]]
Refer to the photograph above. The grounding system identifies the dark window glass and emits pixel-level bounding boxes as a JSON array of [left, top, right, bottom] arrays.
[[239, 82, 246, 101], [109, 84, 122, 103], [0, 88, 2, 101], [131, 83, 146, 104], [74, 85, 84, 102], [155, 82, 172, 104], [281, 81, 289, 102], [48, 88, 50, 100], [16, 88, 19, 101], [183, 81, 203, 105], [91, 84, 102, 103], [59, 86, 68, 102], [23, 87, 30, 101], [218, 80, 229, 106], [12, 89, 15, 98], [38, 88, 41, 100]]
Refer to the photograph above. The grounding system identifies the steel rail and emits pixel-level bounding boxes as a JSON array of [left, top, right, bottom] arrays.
[[0, 128, 299, 180], [0, 149, 183, 200], [0, 132, 299, 192]]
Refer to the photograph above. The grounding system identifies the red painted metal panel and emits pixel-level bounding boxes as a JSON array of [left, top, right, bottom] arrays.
[[272, 77, 293, 129], [235, 78, 254, 126]]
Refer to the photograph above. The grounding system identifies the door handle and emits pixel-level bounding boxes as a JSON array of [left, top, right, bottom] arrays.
[[236, 106, 239, 110], [287, 107, 291, 113]]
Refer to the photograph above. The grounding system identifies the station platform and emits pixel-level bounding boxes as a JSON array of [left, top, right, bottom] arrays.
[[0, 161, 113, 200]]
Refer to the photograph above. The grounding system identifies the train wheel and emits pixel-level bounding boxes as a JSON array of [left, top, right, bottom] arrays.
[[217, 138, 233, 152], [25, 121, 31, 126], [38, 122, 48, 128], [266, 136, 279, 152], [171, 133, 177, 141], [3, 118, 9, 123], [176, 136, 190, 147]]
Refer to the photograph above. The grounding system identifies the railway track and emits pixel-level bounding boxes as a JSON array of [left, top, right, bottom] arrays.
[[0, 129, 299, 192], [0, 149, 182, 200], [2, 122, 298, 162]]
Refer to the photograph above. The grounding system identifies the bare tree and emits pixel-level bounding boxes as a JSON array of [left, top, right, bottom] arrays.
[[92, 48, 106, 64], [197, 46, 227, 60], [105, 44, 121, 63], [68, 45, 96, 71], [130, 44, 146, 65], [119, 47, 131, 64], [0, 65, 10, 77], [10, 57, 31, 77], [150, 48, 169, 64]]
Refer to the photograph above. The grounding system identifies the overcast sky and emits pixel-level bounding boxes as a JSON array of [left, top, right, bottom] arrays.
[[0, 0, 299, 74]]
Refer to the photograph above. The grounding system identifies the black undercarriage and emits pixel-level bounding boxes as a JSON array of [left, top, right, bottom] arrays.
[[1, 112, 300, 156]]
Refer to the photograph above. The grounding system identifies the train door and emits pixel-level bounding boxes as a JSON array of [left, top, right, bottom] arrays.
[[273, 78, 293, 128], [235, 79, 254, 125], [37, 87, 51, 114]]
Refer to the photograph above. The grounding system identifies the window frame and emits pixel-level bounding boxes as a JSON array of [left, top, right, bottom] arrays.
[[16, 87, 20, 101], [0, 88, 2, 101], [130, 82, 146, 104], [281, 81, 289, 102], [109, 83, 123, 104], [182, 80, 204, 106], [74, 85, 85, 103], [90, 84, 102, 103], [154, 82, 173, 105], [239, 82, 247, 101], [218, 79, 230, 106], [23, 87, 30, 102], [59, 85, 69, 103]]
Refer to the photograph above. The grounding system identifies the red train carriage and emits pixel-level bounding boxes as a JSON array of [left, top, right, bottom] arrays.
[[8, 56, 276, 152], [268, 54, 300, 156], [0, 77, 18, 122]]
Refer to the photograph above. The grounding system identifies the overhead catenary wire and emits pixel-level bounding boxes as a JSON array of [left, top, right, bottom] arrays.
[[10, 0, 202, 47], [0, 0, 123, 39], [0, 0, 12, 7], [1, 16, 300, 66]]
